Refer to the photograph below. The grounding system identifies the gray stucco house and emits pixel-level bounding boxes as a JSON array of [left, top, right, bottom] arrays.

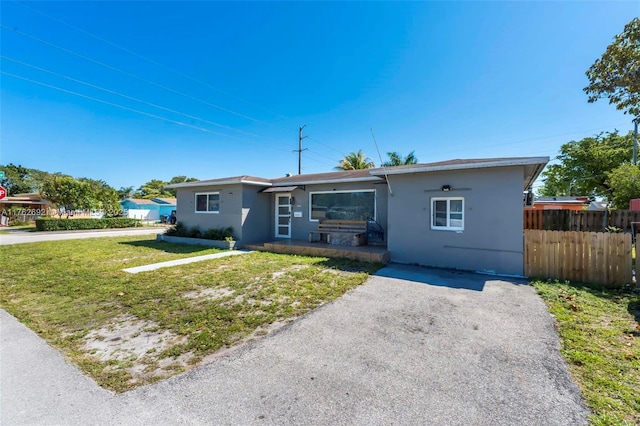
[[166, 157, 548, 276]]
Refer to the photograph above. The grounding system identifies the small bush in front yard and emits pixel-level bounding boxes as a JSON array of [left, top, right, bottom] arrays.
[[187, 226, 202, 238], [9, 219, 33, 227], [165, 221, 188, 237], [166, 222, 234, 241], [202, 226, 234, 241], [533, 280, 639, 425]]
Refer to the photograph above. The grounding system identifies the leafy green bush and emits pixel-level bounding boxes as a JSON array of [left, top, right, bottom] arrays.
[[165, 222, 234, 241], [165, 222, 188, 237], [36, 217, 142, 231], [202, 227, 234, 241], [187, 226, 202, 238], [9, 219, 32, 227]]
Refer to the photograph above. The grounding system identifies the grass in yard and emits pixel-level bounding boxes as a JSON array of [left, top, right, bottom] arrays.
[[532, 280, 639, 426], [7, 225, 37, 231], [0, 236, 382, 392]]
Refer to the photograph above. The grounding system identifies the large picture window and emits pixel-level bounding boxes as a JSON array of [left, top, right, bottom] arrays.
[[310, 190, 375, 221], [195, 192, 220, 213], [431, 197, 464, 231]]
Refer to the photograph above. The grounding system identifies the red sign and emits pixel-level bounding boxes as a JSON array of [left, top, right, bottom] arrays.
[[0, 186, 6, 200]]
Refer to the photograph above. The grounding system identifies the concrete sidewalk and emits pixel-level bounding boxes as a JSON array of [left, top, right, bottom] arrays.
[[0, 228, 164, 245], [123, 249, 251, 273], [0, 265, 590, 425]]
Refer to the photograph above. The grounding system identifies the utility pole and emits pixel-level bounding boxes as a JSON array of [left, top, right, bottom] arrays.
[[294, 125, 308, 175], [634, 118, 638, 165]]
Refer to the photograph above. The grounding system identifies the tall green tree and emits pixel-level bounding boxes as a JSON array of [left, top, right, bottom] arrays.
[[136, 179, 172, 199], [166, 176, 198, 196], [0, 163, 53, 195], [135, 176, 198, 198], [41, 176, 94, 218], [606, 163, 640, 209], [539, 131, 633, 200], [0, 163, 33, 195], [382, 151, 418, 167], [584, 18, 640, 118], [335, 150, 375, 170], [168, 175, 198, 185], [78, 178, 121, 217]]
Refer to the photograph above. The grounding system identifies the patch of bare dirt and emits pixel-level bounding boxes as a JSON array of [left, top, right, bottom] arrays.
[[271, 264, 309, 279], [83, 314, 192, 383], [183, 287, 235, 300]]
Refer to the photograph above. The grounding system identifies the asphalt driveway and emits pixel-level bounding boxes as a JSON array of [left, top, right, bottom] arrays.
[[1, 264, 589, 425]]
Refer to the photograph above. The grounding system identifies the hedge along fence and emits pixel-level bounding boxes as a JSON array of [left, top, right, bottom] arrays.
[[36, 217, 143, 231]]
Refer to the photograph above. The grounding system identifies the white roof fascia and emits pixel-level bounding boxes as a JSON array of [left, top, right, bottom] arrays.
[[241, 180, 273, 187], [370, 157, 550, 176], [274, 176, 383, 186], [166, 179, 272, 189]]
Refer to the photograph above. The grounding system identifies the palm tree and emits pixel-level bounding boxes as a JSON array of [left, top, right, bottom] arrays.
[[382, 150, 418, 167], [335, 150, 375, 170], [117, 186, 135, 200]]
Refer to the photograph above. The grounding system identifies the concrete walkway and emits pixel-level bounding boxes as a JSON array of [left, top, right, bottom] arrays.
[[123, 250, 252, 273], [0, 228, 164, 245], [0, 265, 589, 425]]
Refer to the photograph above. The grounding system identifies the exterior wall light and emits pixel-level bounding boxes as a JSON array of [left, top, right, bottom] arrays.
[[442, 185, 452, 192]]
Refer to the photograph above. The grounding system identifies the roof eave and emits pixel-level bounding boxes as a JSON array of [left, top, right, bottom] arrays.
[[272, 176, 384, 186], [166, 179, 272, 189], [370, 157, 550, 176]]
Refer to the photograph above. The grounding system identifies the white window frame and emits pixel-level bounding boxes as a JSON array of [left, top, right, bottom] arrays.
[[308, 189, 376, 222], [195, 192, 220, 214], [431, 197, 464, 231]]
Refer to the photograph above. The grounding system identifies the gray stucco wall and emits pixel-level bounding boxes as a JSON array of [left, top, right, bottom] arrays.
[[386, 166, 524, 275], [175, 184, 245, 241], [241, 186, 272, 243]]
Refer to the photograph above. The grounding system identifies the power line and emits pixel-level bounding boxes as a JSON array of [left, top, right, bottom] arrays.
[[10, 0, 293, 122], [9, 1, 359, 161], [0, 24, 356, 161], [1, 55, 268, 140], [301, 155, 336, 168], [306, 148, 340, 163], [1, 70, 293, 153], [306, 136, 348, 157], [0, 24, 282, 128]]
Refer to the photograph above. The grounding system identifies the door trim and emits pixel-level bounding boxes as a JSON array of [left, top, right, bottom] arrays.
[[275, 193, 292, 238]]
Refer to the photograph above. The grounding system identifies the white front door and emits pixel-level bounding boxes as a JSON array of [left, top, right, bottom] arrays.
[[275, 194, 291, 238]]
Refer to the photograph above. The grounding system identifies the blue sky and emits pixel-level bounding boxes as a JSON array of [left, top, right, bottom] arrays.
[[1, 1, 638, 192]]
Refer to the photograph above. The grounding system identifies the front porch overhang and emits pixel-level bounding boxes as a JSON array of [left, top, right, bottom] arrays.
[[259, 186, 305, 193]]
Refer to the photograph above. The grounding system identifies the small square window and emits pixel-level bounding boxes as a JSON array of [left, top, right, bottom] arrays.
[[195, 193, 220, 213], [431, 197, 464, 231]]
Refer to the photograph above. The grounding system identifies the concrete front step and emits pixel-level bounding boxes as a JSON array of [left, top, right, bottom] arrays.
[[242, 240, 389, 264]]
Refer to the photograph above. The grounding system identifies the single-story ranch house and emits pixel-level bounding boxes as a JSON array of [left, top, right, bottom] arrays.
[[166, 157, 548, 276]]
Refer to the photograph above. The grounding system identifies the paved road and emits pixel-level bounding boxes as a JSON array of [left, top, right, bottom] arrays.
[[0, 265, 589, 425], [0, 228, 164, 245]]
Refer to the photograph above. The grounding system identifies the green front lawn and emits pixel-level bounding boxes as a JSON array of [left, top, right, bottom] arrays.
[[0, 236, 382, 392], [533, 281, 639, 425]]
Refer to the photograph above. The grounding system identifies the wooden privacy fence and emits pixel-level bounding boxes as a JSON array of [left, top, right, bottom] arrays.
[[524, 230, 633, 287], [524, 209, 640, 232]]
